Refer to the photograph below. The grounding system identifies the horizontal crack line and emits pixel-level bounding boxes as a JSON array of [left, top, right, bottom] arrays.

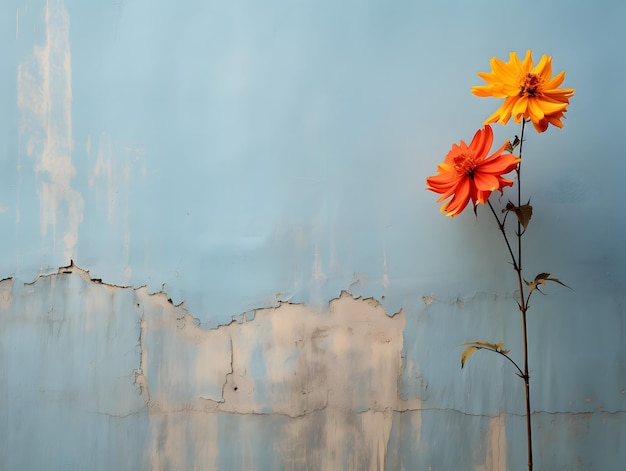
[[142, 404, 626, 419]]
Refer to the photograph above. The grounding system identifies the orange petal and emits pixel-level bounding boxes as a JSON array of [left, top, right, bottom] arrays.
[[468, 126, 493, 158], [476, 155, 520, 174], [473, 172, 500, 192]]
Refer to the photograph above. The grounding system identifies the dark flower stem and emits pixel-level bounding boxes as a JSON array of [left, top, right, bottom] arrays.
[[517, 120, 533, 471], [487, 119, 533, 471]]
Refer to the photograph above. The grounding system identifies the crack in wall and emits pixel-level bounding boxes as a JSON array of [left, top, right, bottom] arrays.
[[7, 262, 411, 469], [224, 334, 234, 401], [14, 263, 617, 416], [6, 262, 623, 470], [134, 315, 150, 404], [10, 263, 622, 417]]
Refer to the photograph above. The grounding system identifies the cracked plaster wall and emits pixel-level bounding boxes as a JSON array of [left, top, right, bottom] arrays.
[[1, 265, 411, 470], [2, 265, 626, 470], [1, 1, 626, 470]]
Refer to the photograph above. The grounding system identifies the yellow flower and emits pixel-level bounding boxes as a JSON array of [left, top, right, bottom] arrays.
[[472, 51, 575, 133]]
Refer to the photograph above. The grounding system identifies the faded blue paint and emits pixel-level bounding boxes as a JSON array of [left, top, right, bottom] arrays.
[[1, 0, 625, 469], [0, 276, 150, 470], [0, 0, 622, 324], [1, 263, 625, 469]]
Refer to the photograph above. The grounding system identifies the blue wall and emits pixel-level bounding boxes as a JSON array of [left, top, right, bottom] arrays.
[[1, 0, 625, 469]]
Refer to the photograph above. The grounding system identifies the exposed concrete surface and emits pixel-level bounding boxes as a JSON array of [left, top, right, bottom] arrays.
[[2, 264, 626, 470], [1, 264, 413, 470]]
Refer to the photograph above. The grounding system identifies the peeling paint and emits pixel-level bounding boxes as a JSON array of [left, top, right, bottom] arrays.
[[0, 278, 13, 312], [16, 1, 83, 261], [2, 263, 626, 469], [476, 414, 507, 471], [2, 263, 413, 469], [2, 1, 625, 469]]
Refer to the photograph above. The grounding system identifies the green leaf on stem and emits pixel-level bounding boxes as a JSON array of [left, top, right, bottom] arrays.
[[502, 200, 533, 230], [524, 272, 572, 295]]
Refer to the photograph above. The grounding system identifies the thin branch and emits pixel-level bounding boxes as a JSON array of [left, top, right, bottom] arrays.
[[486, 200, 519, 271], [474, 346, 525, 379], [487, 118, 533, 471]]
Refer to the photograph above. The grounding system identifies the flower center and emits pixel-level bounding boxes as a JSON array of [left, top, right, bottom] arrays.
[[453, 153, 476, 177], [519, 73, 543, 97]]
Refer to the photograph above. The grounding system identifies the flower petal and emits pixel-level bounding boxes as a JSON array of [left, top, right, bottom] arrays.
[[425, 125, 520, 217], [473, 50, 574, 132], [476, 155, 520, 174], [468, 126, 493, 158], [473, 172, 500, 192]]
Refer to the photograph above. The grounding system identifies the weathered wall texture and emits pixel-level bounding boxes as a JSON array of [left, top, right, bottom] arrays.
[[2, 0, 626, 470], [1, 264, 410, 470], [2, 264, 626, 470]]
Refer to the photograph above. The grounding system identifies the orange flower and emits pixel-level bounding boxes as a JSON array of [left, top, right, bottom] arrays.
[[426, 125, 521, 217], [472, 50, 575, 133]]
